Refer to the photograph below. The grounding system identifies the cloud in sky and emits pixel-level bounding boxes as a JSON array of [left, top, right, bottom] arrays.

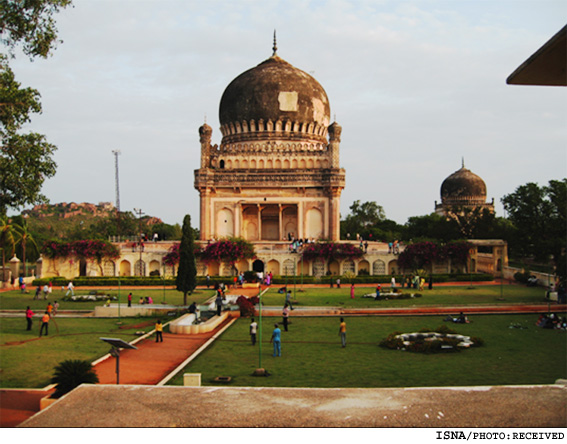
[[8, 0, 567, 226]]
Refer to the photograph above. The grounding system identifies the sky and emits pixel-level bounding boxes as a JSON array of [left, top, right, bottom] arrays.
[[8, 0, 567, 226]]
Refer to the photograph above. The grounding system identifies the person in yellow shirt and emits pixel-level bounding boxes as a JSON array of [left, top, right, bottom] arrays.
[[339, 317, 347, 348], [155, 319, 163, 343]]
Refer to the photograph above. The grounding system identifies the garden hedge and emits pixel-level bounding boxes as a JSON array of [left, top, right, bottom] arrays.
[[32, 273, 493, 287]]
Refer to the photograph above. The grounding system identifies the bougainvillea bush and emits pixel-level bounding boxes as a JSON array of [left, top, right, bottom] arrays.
[[42, 240, 120, 261], [198, 238, 256, 266], [301, 241, 364, 262], [397, 241, 471, 272], [236, 295, 259, 317]]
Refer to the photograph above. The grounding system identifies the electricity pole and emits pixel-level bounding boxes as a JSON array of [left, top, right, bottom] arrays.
[[112, 150, 121, 237]]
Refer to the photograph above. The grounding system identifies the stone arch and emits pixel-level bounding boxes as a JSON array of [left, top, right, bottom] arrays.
[[307, 158, 314, 168], [259, 159, 265, 169], [342, 260, 355, 274], [103, 260, 116, 277], [267, 260, 280, 275], [312, 258, 325, 277], [216, 208, 234, 238], [79, 258, 87, 276], [219, 159, 225, 169], [283, 159, 290, 168], [275, 159, 282, 168], [226, 159, 232, 169], [252, 259, 264, 273], [267, 159, 273, 169], [236, 259, 249, 273], [234, 159, 240, 169], [328, 260, 339, 275], [300, 159, 306, 169], [135, 260, 146, 277], [120, 260, 131, 277], [283, 259, 295, 276], [305, 207, 323, 239], [358, 260, 370, 275], [149, 260, 160, 275], [389, 260, 398, 275], [292, 159, 298, 169], [208, 261, 220, 276], [251, 159, 256, 169], [373, 259, 386, 275]]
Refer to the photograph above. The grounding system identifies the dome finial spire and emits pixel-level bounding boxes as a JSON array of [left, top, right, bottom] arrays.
[[272, 30, 278, 56], [462, 157, 465, 168]]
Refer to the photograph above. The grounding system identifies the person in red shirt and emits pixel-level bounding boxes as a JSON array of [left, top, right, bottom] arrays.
[[26, 306, 34, 331]]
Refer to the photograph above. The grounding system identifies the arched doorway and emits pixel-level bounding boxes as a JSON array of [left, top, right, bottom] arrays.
[[79, 259, 87, 276], [252, 259, 264, 273]]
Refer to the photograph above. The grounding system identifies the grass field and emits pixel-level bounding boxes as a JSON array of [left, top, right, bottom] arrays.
[[0, 317, 157, 388], [261, 284, 548, 308], [0, 283, 563, 390], [167, 314, 567, 388], [0, 288, 215, 311]]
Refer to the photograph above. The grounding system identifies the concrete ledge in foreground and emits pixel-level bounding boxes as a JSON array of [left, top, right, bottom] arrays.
[[19, 383, 567, 428]]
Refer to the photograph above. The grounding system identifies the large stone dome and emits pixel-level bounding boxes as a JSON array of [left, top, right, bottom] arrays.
[[218, 53, 331, 144], [440, 165, 487, 205]]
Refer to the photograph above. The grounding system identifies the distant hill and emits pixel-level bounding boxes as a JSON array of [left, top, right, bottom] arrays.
[[21, 202, 164, 242]]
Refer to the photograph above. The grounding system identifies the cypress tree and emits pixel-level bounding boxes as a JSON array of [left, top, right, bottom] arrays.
[[176, 215, 197, 305]]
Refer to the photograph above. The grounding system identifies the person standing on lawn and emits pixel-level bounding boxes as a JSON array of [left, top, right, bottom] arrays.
[[250, 318, 258, 345], [270, 323, 282, 357], [350, 283, 355, 299], [339, 317, 347, 348], [39, 311, 50, 337], [155, 320, 163, 343], [26, 306, 34, 331], [282, 304, 290, 332], [285, 290, 294, 310], [127, 292, 132, 307]]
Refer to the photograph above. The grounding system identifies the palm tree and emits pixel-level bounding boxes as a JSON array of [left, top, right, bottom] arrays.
[[50, 359, 99, 399], [13, 220, 38, 277], [0, 217, 16, 284]]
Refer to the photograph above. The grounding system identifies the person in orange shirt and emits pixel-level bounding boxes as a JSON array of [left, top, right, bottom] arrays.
[[155, 320, 163, 343], [39, 312, 50, 337], [46, 302, 53, 316]]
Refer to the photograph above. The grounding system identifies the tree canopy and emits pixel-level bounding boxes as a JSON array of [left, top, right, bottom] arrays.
[[502, 179, 566, 282], [176, 215, 197, 305], [0, 0, 72, 216]]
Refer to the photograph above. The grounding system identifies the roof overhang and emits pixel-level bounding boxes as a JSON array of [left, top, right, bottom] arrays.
[[507, 25, 567, 86]]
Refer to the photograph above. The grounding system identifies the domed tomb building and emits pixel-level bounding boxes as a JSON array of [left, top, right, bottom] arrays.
[[194, 45, 345, 247], [435, 161, 494, 216]]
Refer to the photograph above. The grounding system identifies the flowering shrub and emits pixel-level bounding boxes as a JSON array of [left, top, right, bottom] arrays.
[[398, 241, 471, 272], [198, 238, 255, 266], [42, 240, 119, 262], [236, 295, 258, 317], [163, 243, 180, 266], [301, 241, 364, 262]]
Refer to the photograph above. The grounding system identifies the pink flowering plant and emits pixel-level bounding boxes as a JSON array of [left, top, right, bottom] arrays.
[[198, 238, 255, 267], [301, 241, 364, 262], [42, 240, 119, 261], [163, 243, 180, 266], [398, 241, 471, 272]]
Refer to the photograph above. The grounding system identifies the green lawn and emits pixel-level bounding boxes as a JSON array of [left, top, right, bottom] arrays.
[[0, 316, 159, 388], [0, 288, 215, 311], [167, 314, 567, 388], [261, 284, 548, 308]]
